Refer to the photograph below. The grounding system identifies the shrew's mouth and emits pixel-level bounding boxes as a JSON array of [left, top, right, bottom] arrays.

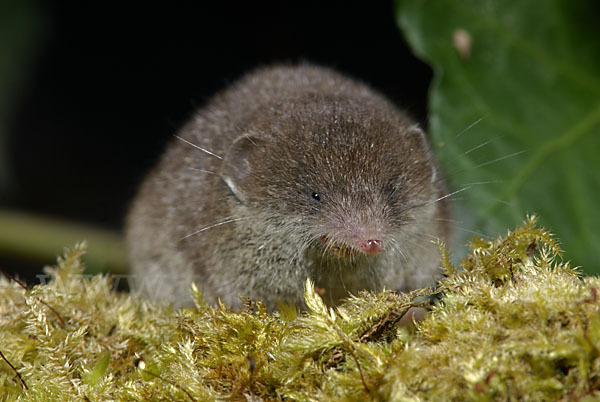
[[318, 235, 361, 259]]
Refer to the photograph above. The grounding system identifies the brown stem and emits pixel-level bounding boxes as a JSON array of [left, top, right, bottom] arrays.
[[141, 369, 197, 402], [0, 349, 28, 391], [0, 268, 66, 326]]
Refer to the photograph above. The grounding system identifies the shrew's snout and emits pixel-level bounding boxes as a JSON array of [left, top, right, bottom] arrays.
[[359, 239, 383, 255]]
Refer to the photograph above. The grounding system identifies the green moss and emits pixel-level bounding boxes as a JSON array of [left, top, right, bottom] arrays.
[[1, 216, 599, 400]]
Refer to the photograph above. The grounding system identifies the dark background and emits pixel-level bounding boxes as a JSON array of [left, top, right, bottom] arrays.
[[2, 1, 432, 281]]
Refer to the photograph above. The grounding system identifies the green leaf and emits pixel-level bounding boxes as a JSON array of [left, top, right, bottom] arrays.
[[396, 0, 600, 273], [83, 352, 110, 386]]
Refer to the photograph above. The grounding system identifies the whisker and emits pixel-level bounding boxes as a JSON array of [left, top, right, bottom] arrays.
[[188, 167, 217, 174], [462, 138, 495, 156], [453, 227, 490, 238], [459, 180, 502, 186], [453, 115, 487, 138], [470, 150, 527, 170], [388, 238, 408, 264], [338, 260, 347, 292], [398, 215, 493, 239], [431, 186, 472, 204], [174, 135, 223, 159], [245, 136, 259, 147], [179, 216, 250, 241]]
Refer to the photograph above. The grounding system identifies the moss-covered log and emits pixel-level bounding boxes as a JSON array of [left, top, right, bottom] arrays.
[[0, 216, 598, 400]]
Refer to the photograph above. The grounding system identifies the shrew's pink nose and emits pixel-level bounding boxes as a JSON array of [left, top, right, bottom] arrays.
[[360, 239, 383, 255]]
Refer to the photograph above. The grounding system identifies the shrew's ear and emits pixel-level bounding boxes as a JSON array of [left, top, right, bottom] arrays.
[[221, 134, 261, 202], [405, 125, 437, 183]]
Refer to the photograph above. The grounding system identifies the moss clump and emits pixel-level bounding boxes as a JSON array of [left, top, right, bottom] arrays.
[[1, 216, 599, 400]]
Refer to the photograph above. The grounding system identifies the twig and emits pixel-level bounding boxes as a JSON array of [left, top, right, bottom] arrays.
[[328, 312, 370, 394], [346, 344, 370, 394], [141, 369, 197, 402], [37, 298, 66, 327], [0, 268, 27, 290], [0, 349, 28, 391], [0, 268, 66, 326]]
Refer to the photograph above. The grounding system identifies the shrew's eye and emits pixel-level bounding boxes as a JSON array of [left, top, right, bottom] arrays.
[[311, 192, 321, 202]]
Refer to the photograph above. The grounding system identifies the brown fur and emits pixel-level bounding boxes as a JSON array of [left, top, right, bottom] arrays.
[[126, 64, 451, 309]]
